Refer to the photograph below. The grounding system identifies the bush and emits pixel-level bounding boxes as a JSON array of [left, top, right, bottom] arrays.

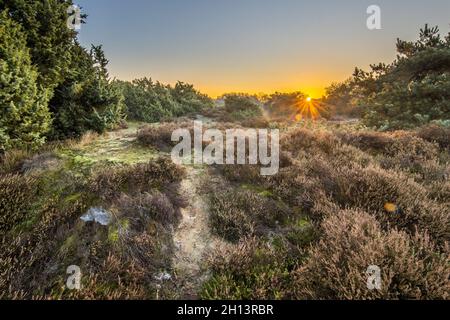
[[49, 45, 125, 139], [219, 165, 264, 184], [240, 116, 270, 128], [294, 209, 450, 299], [417, 124, 450, 149], [137, 121, 193, 151], [254, 126, 448, 245], [0, 149, 32, 174], [116, 78, 213, 123], [0, 190, 90, 298], [201, 238, 294, 300], [281, 128, 339, 156], [326, 25, 450, 129], [337, 131, 395, 154], [90, 157, 186, 200], [209, 187, 293, 242], [217, 94, 264, 124], [264, 92, 305, 118], [338, 130, 446, 185], [115, 192, 181, 227], [308, 161, 449, 245], [2, 3, 125, 141]]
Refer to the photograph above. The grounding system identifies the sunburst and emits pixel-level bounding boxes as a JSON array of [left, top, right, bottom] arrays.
[[294, 96, 324, 120]]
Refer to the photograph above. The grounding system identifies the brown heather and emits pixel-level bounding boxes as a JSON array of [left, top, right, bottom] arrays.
[[294, 209, 450, 300], [203, 124, 449, 300]]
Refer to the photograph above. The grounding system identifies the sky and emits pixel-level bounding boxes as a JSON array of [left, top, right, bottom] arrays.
[[75, 0, 450, 98]]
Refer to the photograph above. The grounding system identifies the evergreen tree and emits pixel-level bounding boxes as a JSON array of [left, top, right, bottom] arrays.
[[49, 44, 124, 138], [363, 25, 450, 129], [0, 0, 81, 91], [0, 11, 51, 151]]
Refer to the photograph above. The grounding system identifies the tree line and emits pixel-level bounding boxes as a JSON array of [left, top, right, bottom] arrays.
[[0, 0, 212, 152]]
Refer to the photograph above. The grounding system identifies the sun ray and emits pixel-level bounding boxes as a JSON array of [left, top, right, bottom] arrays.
[[294, 96, 324, 121]]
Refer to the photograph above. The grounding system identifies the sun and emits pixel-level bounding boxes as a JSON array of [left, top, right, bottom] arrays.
[[292, 95, 325, 121]]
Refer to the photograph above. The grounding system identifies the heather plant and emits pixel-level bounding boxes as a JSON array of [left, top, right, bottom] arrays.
[[294, 209, 450, 299], [1, 3, 449, 300], [90, 157, 186, 200], [201, 238, 295, 300], [0, 154, 186, 299], [137, 121, 194, 151], [0, 174, 37, 233], [1, 2, 125, 142], [223, 94, 262, 115], [417, 124, 450, 149]]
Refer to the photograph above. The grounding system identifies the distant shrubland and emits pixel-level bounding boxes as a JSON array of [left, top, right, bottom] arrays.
[[115, 78, 213, 123]]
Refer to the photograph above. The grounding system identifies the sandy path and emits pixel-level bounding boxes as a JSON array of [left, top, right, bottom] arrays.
[[78, 122, 221, 298], [172, 166, 222, 299]]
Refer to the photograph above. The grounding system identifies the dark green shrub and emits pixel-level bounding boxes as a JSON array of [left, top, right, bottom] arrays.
[[224, 94, 262, 114], [0, 11, 51, 150], [116, 78, 213, 123], [49, 45, 125, 139]]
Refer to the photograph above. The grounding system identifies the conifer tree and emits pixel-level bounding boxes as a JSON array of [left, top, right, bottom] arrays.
[[0, 11, 51, 151]]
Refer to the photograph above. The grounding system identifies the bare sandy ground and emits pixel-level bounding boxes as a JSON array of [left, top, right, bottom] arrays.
[[172, 166, 224, 299]]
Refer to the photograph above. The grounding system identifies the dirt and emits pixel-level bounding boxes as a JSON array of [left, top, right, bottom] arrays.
[[172, 166, 223, 299]]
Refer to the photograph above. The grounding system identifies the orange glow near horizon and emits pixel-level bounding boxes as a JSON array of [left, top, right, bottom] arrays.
[[111, 65, 336, 99], [195, 85, 327, 99], [112, 67, 334, 99], [189, 70, 334, 98]]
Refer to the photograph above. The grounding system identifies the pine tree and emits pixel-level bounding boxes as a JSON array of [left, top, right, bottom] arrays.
[[326, 25, 450, 129], [363, 25, 450, 129]]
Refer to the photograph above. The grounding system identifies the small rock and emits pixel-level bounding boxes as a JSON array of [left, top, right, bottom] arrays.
[[81, 207, 112, 226]]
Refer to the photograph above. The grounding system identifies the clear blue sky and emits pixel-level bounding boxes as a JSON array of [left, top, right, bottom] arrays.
[[76, 0, 450, 97]]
